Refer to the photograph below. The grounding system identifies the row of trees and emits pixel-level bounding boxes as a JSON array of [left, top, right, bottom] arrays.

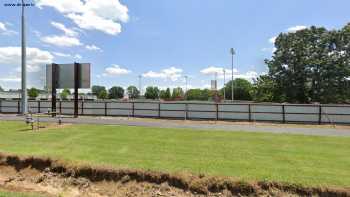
[[91, 78, 255, 101]]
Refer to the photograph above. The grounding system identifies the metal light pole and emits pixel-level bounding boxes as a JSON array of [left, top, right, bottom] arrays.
[[21, 0, 28, 114], [223, 69, 226, 101], [230, 48, 235, 102]]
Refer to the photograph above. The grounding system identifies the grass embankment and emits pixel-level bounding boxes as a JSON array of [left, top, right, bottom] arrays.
[[0, 121, 349, 188]]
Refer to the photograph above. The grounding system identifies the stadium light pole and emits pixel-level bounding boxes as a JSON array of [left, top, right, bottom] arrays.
[[230, 48, 235, 102], [21, 0, 28, 115]]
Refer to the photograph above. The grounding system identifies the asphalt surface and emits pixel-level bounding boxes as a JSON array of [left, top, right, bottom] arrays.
[[0, 114, 349, 137]]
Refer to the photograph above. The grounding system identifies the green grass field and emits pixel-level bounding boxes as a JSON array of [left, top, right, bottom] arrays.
[[0, 190, 43, 197], [0, 121, 349, 188]]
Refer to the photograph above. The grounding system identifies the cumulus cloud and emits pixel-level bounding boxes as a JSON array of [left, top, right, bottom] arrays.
[[35, 0, 129, 35], [143, 67, 183, 81], [287, 25, 307, 32], [0, 47, 54, 72], [0, 21, 17, 35], [200, 66, 238, 76], [41, 35, 83, 47], [103, 65, 131, 76], [52, 52, 71, 57], [200, 66, 259, 81], [74, 54, 82, 59], [51, 21, 79, 37], [0, 76, 21, 82], [85, 44, 102, 51]]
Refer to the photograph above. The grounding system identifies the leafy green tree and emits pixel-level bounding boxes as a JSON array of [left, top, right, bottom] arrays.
[[28, 87, 39, 99], [60, 88, 71, 100], [265, 24, 350, 103], [108, 86, 124, 99], [127, 86, 140, 99], [92, 85, 107, 99], [172, 87, 184, 99], [251, 75, 280, 102], [98, 89, 108, 100], [222, 78, 253, 100], [186, 89, 211, 101], [160, 88, 171, 100], [144, 86, 160, 99]]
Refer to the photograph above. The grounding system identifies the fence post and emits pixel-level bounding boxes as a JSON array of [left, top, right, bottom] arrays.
[[132, 102, 135, 117], [17, 100, 20, 114], [216, 103, 219, 121], [185, 103, 188, 120], [38, 101, 41, 113], [0, 100, 2, 113], [248, 104, 252, 122], [318, 105, 322, 125], [282, 105, 286, 123], [81, 101, 84, 115], [59, 101, 62, 114], [158, 102, 161, 118], [104, 102, 108, 116]]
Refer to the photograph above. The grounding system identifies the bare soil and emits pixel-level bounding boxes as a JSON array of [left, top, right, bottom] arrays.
[[0, 153, 349, 197]]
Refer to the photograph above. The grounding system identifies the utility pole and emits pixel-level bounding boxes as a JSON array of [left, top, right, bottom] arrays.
[[21, 0, 28, 115], [230, 48, 235, 102], [223, 69, 226, 101]]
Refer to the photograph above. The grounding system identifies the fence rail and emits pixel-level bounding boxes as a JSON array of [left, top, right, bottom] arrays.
[[0, 100, 350, 124]]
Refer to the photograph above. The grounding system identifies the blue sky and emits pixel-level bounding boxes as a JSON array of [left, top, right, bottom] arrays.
[[0, 0, 350, 91]]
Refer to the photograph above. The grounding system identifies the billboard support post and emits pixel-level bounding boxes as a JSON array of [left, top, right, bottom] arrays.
[[51, 63, 58, 117], [74, 62, 81, 118]]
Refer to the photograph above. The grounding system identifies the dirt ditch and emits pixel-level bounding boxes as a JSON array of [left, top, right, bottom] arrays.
[[0, 153, 349, 197]]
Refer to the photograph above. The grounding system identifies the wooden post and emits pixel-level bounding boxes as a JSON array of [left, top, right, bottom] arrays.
[[38, 101, 40, 113], [0, 100, 2, 113], [17, 100, 20, 114], [216, 103, 219, 121], [59, 101, 62, 115]]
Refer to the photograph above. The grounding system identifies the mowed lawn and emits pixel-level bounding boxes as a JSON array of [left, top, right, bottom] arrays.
[[0, 121, 349, 188]]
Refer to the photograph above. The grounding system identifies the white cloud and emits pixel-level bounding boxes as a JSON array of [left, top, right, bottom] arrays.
[[0, 76, 21, 82], [85, 44, 102, 51], [35, 0, 129, 35], [287, 25, 307, 33], [41, 35, 82, 47], [51, 21, 79, 37], [0, 47, 54, 72], [200, 66, 238, 76], [53, 52, 71, 57], [103, 65, 131, 76], [261, 47, 277, 53], [269, 36, 277, 44], [143, 67, 183, 81], [0, 21, 18, 35], [200, 66, 260, 81], [74, 54, 82, 59]]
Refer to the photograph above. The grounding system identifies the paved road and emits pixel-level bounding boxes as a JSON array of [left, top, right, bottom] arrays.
[[1, 114, 349, 137]]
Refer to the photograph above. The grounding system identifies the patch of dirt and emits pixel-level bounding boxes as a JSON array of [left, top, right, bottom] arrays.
[[0, 153, 349, 197]]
